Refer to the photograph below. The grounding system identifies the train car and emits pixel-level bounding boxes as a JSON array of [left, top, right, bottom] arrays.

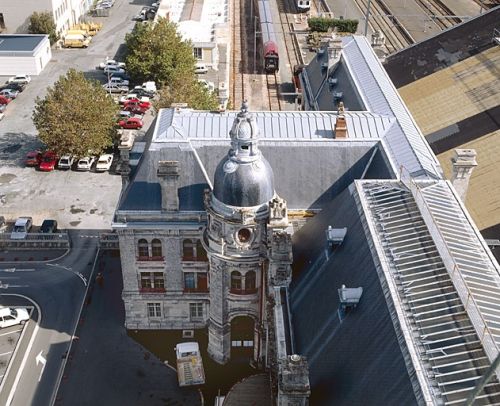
[[297, 0, 311, 12], [258, 0, 279, 73]]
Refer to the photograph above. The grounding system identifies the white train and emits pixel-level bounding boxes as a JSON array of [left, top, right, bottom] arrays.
[[297, 0, 310, 12]]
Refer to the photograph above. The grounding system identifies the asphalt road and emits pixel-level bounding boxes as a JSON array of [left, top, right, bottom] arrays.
[[0, 0, 154, 230], [0, 230, 99, 406]]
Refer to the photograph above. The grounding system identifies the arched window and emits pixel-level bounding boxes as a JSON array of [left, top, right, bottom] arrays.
[[183, 239, 194, 259], [196, 240, 207, 261], [138, 239, 149, 258], [231, 271, 242, 293], [151, 239, 162, 258], [245, 271, 256, 293]]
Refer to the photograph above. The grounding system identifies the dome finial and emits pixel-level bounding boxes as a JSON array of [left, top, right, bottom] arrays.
[[239, 100, 249, 117]]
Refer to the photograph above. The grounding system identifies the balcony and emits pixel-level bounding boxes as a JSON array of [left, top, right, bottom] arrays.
[[182, 255, 208, 262], [137, 256, 165, 262], [183, 287, 209, 294], [139, 287, 166, 294], [229, 288, 258, 295]]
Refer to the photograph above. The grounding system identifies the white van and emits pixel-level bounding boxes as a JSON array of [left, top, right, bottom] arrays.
[[194, 63, 208, 74]]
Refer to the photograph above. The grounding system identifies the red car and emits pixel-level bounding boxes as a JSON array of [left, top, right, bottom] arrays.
[[118, 117, 143, 129], [25, 151, 42, 167], [123, 104, 148, 115], [0, 95, 12, 105], [123, 99, 151, 109], [39, 151, 58, 172]]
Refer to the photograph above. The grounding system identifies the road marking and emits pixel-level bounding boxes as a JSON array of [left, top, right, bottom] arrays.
[[2, 294, 41, 406], [36, 351, 46, 382], [0, 351, 13, 357], [76, 272, 88, 287], [0, 269, 36, 273], [0, 329, 22, 337], [46, 263, 71, 271]]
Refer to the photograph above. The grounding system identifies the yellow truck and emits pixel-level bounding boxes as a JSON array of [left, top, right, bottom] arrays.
[[63, 34, 91, 48]]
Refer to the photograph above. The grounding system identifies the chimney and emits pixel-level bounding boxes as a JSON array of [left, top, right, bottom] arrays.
[[327, 32, 343, 70], [335, 102, 348, 139], [451, 149, 477, 202], [157, 161, 180, 211]]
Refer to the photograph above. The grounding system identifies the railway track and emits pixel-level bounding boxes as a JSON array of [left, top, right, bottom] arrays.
[[266, 73, 281, 110], [353, 0, 414, 53], [230, 0, 248, 108], [414, 0, 462, 30]]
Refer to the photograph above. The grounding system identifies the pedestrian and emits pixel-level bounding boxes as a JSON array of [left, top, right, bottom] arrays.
[[96, 272, 104, 287]]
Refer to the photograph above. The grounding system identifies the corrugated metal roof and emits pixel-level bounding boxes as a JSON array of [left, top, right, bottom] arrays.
[[152, 108, 395, 142], [356, 180, 500, 405], [342, 36, 442, 179]]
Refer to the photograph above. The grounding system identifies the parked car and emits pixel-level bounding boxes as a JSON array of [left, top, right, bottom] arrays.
[[103, 83, 129, 94], [39, 151, 58, 171], [95, 154, 114, 172], [0, 112, 4, 121], [7, 75, 31, 84], [10, 217, 33, 239], [0, 89, 19, 99], [123, 98, 151, 109], [76, 156, 96, 171], [98, 59, 126, 70], [0, 95, 12, 105], [109, 76, 129, 86], [0, 308, 30, 329], [0, 82, 26, 92], [131, 87, 155, 98], [119, 94, 150, 105], [123, 104, 148, 115], [40, 219, 58, 233], [110, 71, 131, 81], [58, 155, 74, 170], [103, 66, 126, 75], [118, 117, 143, 129], [194, 63, 208, 74], [25, 150, 42, 167], [118, 110, 132, 120], [0, 104, 6, 113]]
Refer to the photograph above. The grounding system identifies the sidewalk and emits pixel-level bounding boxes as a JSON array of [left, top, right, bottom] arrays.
[[56, 251, 201, 406], [0, 249, 67, 263]]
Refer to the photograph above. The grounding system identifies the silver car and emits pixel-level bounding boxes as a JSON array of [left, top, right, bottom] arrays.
[[0, 89, 19, 99]]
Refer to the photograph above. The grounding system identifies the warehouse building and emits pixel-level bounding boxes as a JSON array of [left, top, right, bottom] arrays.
[[0, 34, 52, 76]]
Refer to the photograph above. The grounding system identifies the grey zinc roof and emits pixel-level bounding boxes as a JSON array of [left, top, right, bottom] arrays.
[[151, 108, 395, 142], [355, 179, 500, 404], [0, 34, 47, 54], [290, 187, 419, 406]]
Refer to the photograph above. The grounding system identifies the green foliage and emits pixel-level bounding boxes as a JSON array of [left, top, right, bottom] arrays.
[[33, 69, 119, 157], [124, 18, 195, 86], [308, 17, 358, 34], [125, 18, 218, 110], [28, 11, 59, 45], [154, 78, 219, 111]]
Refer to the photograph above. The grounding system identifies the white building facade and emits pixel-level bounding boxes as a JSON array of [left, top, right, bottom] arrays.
[[0, 0, 91, 36], [0, 35, 52, 76]]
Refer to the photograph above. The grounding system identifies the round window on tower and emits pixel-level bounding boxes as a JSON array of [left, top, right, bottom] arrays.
[[237, 228, 252, 243]]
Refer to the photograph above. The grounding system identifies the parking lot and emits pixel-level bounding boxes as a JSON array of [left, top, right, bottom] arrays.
[[0, 307, 34, 385], [0, 0, 155, 229]]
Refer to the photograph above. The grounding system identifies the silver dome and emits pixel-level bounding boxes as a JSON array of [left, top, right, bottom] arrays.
[[213, 102, 275, 207]]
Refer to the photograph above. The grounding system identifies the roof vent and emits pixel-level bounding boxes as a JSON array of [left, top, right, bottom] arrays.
[[328, 77, 338, 86], [317, 48, 325, 55], [326, 226, 346, 248], [321, 62, 328, 70], [333, 91, 343, 100], [338, 284, 363, 311]]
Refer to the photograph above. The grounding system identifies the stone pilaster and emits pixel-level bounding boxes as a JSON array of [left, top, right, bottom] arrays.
[[157, 161, 180, 211]]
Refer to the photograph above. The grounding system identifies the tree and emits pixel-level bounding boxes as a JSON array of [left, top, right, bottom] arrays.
[[154, 78, 219, 111], [33, 69, 119, 157], [28, 11, 59, 45], [125, 18, 218, 110]]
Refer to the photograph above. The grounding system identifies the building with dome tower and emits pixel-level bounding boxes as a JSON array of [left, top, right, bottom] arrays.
[[112, 35, 500, 406]]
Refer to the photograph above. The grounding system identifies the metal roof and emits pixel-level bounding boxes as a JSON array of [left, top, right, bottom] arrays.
[[342, 36, 442, 179], [152, 108, 395, 144], [356, 180, 500, 405], [0, 35, 48, 54]]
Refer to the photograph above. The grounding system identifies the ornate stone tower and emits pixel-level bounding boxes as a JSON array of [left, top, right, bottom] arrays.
[[204, 102, 277, 364]]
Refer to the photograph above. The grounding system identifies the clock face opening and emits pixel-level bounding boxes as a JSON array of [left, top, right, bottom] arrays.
[[237, 228, 252, 243]]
